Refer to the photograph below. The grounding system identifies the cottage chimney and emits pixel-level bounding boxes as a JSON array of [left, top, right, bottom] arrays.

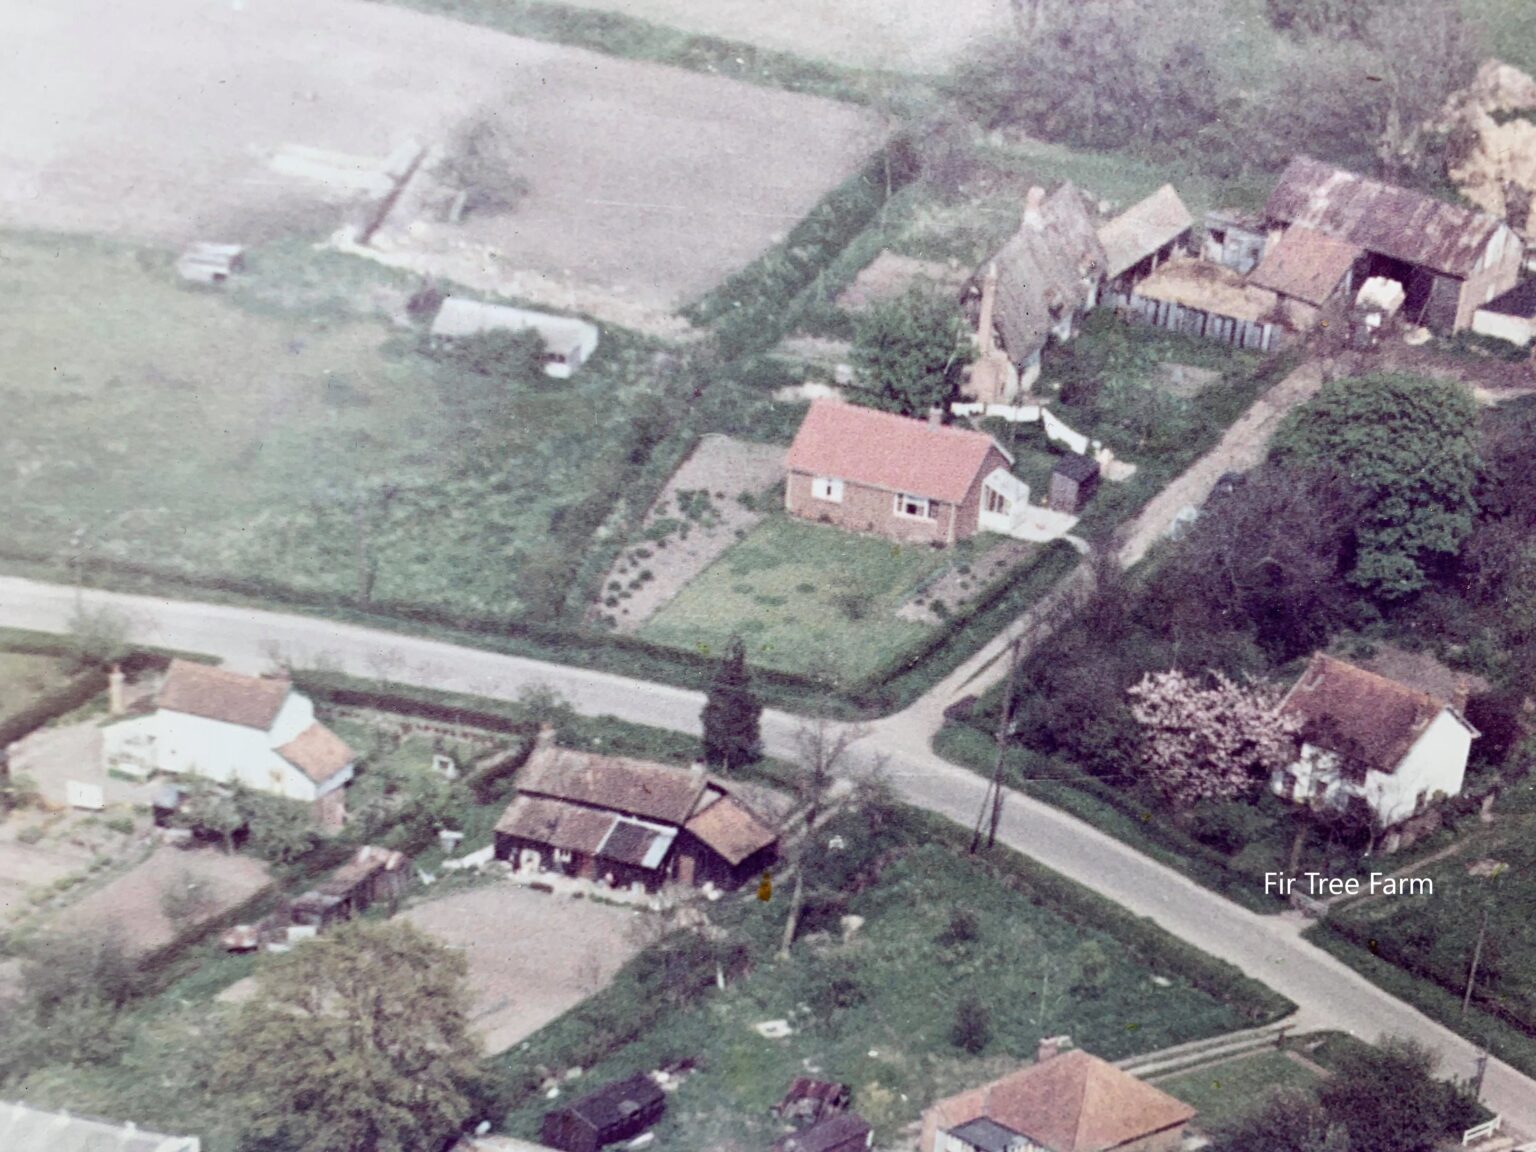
[[1036, 1034, 1071, 1063], [107, 664, 126, 716], [927, 406, 945, 427], [977, 262, 999, 357], [1023, 186, 1047, 230]]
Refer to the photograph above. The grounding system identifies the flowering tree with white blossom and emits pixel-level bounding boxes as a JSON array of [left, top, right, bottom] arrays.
[[1127, 669, 1302, 805]]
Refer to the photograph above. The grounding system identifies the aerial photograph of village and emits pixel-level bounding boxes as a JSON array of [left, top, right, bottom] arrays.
[[8, 0, 1536, 1149]]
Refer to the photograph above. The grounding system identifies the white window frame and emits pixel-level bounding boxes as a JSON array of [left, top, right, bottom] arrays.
[[552, 847, 573, 864], [811, 476, 844, 503], [894, 492, 937, 521]]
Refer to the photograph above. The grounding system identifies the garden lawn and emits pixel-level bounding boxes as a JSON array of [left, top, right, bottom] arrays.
[[0, 653, 72, 718], [491, 806, 1266, 1151], [1151, 1050, 1322, 1129], [0, 232, 673, 622], [639, 516, 947, 681]]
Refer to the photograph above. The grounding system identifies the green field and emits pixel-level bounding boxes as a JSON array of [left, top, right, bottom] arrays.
[[641, 516, 967, 681], [1152, 1050, 1323, 1129], [0, 233, 677, 622]]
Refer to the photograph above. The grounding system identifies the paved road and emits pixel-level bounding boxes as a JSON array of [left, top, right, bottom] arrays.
[[2, 574, 1533, 1131]]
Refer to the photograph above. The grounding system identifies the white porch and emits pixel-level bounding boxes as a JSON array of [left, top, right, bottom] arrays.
[[978, 468, 1079, 543]]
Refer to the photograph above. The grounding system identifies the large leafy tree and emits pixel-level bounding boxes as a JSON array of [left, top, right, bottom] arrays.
[[850, 285, 969, 418], [1211, 1088, 1349, 1152], [700, 636, 763, 770], [1271, 374, 1479, 600], [1127, 669, 1301, 806], [1316, 1036, 1475, 1152], [216, 921, 481, 1152]]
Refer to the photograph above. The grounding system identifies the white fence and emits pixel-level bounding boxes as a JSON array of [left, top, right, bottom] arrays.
[[1463, 1117, 1502, 1146]]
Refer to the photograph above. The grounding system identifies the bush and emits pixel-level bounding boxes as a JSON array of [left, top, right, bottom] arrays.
[[937, 907, 981, 946], [951, 995, 992, 1053], [1188, 801, 1275, 856]]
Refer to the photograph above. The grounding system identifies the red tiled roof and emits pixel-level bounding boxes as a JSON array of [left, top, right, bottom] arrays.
[[1266, 156, 1504, 278], [1247, 227, 1361, 306], [157, 659, 289, 730], [1281, 653, 1472, 779], [276, 723, 355, 784], [684, 795, 778, 865], [785, 401, 1011, 505], [932, 1052, 1195, 1152]]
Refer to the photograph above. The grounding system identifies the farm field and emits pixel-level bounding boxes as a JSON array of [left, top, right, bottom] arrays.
[[0, 234, 683, 620], [639, 516, 961, 681], [0, 0, 882, 320], [491, 803, 1277, 1151]]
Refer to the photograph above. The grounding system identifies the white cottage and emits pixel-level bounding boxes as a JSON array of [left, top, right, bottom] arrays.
[[104, 660, 355, 827], [1272, 653, 1478, 830]]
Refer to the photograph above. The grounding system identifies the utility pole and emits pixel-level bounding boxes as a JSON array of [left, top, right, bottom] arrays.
[[971, 637, 1021, 854], [1462, 906, 1489, 1018], [1472, 1047, 1489, 1102]]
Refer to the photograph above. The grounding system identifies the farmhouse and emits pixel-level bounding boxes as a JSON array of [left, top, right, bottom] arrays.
[[1273, 653, 1479, 829], [784, 401, 1023, 546], [0, 1102, 200, 1152], [494, 729, 781, 892], [541, 1073, 665, 1152], [430, 295, 600, 379], [102, 660, 355, 827], [1099, 184, 1194, 299], [921, 1047, 1196, 1152], [964, 184, 1106, 392], [1264, 156, 1523, 333]]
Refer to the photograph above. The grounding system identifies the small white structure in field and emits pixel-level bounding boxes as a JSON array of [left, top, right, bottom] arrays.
[[102, 660, 355, 827], [176, 242, 245, 285], [1273, 653, 1479, 830], [430, 296, 600, 379]]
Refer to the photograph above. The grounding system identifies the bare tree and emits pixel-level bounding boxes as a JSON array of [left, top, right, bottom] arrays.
[[778, 720, 869, 960]]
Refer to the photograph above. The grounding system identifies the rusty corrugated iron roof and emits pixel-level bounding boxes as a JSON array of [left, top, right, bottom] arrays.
[[1265, 156, 1503, 278]]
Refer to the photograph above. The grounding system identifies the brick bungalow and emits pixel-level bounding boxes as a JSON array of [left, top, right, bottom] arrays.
[[494, 729, 782, 892], [923, 1045, 1196, 1152], [784, 401, 1018, 546]]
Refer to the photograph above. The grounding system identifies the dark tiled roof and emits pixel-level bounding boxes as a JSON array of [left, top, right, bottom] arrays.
[[597, 820, 669, 869], [495, 795, 616, 854], [1265, 156, 1503, 278], [1480, 277, 1536, 319], [950, 1117, 1024, 1152], [684, 795, 778, 865], [560, 1074, 665, 1131], [774, 1113, 872, 1152], [518, 745, 709, 826], [1051, 454, 1101, 484], [157, 659, 289, 730]]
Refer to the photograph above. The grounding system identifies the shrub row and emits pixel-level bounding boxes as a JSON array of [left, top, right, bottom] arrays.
[[294, 672, 534, 735], [686, 141, 922, 358], [0, 647, 171, 751]]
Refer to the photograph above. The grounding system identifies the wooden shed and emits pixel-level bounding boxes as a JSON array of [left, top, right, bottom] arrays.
[[289, 845, 409, 929], [1048, 455, 1101, 514], [540, 1074, 666, 1152], [772, 1113, 873, 1152]]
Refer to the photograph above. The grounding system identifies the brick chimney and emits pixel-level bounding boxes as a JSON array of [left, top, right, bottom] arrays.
[[1023, 186, 1046, 230], [107, 664, 126, 716], [977, 261, 999, 357], [1036, 1034, 1071, 1063]]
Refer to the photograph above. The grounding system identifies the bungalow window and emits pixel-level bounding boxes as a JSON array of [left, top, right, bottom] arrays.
[[985, 487, 1010, 515], [894, 493, 938, 520], [812, 476, 844, 503], [552, 848, 573, 864]]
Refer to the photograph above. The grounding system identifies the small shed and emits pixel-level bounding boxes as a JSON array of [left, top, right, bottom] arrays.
[[774, 1078, 852, 1126], [176, 242, 245, 285], [772, 1113, 873, 1152], [1473, 278, 1536, 346], [1202, 209, 1269, 275], [290, 845, 409, 929], [540, 1074, 666, 1152], [430, 296, 600, 379], [1048, 454, 1101, 514]]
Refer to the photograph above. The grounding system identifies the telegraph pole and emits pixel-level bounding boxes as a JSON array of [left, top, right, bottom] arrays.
[[971, 637, 1022, 854]]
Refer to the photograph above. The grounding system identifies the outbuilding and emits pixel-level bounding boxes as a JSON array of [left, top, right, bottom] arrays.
[[1048, 454, 1101, 514], [1472, 278, 1536, 346], [540, 1074, 665, 1152]]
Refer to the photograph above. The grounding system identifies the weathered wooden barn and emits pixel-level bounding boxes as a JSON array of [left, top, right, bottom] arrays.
[[1099, 184, 1194, 299], [1119, 258, 1288, 351], [1264, 156, 1523, 333], [289, 845, 409, 928], [540, 1074, 665, 1152]]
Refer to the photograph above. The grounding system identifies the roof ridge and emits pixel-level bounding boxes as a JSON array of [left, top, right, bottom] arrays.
[[1313, 651, 1446, 709], [806, 398, 993, 443]]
